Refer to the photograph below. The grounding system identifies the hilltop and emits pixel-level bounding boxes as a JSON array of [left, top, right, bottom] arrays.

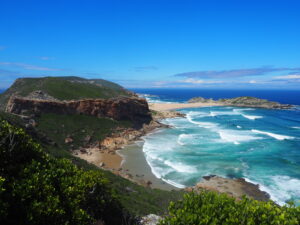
[[0, 76, 134, 110]]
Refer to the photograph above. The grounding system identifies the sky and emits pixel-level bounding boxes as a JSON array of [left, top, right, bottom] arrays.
[[0, 0, 300, 89]]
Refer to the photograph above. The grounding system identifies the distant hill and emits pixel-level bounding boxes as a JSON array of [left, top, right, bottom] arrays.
[[0, 76, 134, 110]]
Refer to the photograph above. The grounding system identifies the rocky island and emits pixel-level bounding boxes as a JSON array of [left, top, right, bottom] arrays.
[[188, 96, 293, 109]]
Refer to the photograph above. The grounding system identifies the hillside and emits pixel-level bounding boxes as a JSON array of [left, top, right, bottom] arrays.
[[0, 76, 134, 110], [0, 76, 184, 224]]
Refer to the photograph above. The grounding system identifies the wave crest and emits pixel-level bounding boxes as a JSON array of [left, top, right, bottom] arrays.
[[251, 129, 295, 140]]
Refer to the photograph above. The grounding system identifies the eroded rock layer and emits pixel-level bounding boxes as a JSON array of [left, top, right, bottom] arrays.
[[6, 96, 152, 128]]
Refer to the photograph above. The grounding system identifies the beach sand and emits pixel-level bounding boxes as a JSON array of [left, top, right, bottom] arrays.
[[75, 147, 122, 170], [149, 102, 222, 111], [74, 143, 177, 190], [118, 142, 178, 191]]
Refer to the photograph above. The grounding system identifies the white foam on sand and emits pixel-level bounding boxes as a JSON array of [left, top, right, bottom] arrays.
[[251, 129, 295, 140], [161, 178, 186, 188], [164, 160, 198, 173]]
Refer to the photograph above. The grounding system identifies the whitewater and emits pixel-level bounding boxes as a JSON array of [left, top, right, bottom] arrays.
[[140, 93, 300, 206]]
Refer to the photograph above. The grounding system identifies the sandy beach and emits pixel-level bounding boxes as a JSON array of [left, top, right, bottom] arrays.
[[149, 102, 222, 111], [118, 142, 178, 191], [73, 101, 270, 200], [75, 147, 122, 170]]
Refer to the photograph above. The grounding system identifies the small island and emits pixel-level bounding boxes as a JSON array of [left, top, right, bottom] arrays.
[[188, 96, 293, 109]]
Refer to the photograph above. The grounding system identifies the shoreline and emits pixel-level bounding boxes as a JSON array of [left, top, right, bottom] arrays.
[[149, 102, 223, 111], [73, 102, 272, 201], [73, 111, 181, 189]]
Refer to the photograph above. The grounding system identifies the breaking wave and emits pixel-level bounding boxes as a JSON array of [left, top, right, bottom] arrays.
[[251, 129, 295, 140]]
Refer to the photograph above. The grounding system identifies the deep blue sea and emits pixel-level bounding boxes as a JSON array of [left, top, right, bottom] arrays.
[[130, 89, 300, 205]]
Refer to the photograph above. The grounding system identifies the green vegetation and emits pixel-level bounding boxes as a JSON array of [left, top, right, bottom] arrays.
[[0, 117, 184, 223], [160, 191, 300, 225], [0, 76, 132, 110], [0, 120, 135, 225], [36, 113, 132, 150]]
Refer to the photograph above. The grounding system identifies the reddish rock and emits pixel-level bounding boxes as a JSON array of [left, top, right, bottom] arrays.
[[6, 96, 152, 128]]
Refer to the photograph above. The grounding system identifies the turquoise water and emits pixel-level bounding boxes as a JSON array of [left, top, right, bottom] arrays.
[[141, 95, 300, 205]]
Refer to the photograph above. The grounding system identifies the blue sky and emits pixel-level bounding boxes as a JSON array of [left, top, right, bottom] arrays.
[[0, 0, 300, 89]]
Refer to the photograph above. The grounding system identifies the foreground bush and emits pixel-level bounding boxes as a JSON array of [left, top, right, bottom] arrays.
[[160, 191, 300, 225], [0, 120, 133, 225]]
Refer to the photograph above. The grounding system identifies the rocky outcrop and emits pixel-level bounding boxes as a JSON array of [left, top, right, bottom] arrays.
[[26, 90, 58, 101], [6, 96, 152, 128], [151, 110, 185, 120], [188, 96, 292, 109], [186, 175, 270, 201], [99, 120, 169, 151]]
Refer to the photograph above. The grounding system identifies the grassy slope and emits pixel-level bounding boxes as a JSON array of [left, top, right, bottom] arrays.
[[36, 113, 132, 150], [0, 112, 183, 217], [0, 76, 131, 109]]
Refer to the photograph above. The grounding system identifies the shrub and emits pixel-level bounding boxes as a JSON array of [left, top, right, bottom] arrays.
[[0, 120, 133, 225], [160, 191, 300, 225]]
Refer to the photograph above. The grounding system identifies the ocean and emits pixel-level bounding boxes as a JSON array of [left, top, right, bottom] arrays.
[[130, 88, 300, 205]]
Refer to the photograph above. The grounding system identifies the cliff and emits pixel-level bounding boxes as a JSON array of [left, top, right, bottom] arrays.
[[6, 96, 152, 128], [0, 76, 134, 110], [188, 96, 292, 109]]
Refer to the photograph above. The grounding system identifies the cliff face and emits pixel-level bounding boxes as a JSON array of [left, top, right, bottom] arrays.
[[6, 96, 152, 128]]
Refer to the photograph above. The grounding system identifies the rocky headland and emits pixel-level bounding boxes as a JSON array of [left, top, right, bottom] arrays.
[[186, 175, 270, 201], [188, 96, 292, 109], [6, 94, 152, 128]]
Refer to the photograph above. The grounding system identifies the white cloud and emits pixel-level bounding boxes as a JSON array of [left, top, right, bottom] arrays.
[[182, 78, 224, 84], [40, 56, 54, 60], [273, 74, 300, 79], [248, 80, 257, 84], [0, 62, 60, 71]]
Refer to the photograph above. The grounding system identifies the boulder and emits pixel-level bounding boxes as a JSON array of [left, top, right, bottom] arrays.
[[65, 136, 73, 144]]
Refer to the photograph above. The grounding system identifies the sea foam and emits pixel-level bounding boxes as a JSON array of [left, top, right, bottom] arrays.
[[245, 176, 300, 206], [251, 129, 295, 140], [164, 160, 198, 173], [162, 178, 186, 188], [241, 114, 263, 120], [177, 134, 190, 145], [218, 130, 262, 145]]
